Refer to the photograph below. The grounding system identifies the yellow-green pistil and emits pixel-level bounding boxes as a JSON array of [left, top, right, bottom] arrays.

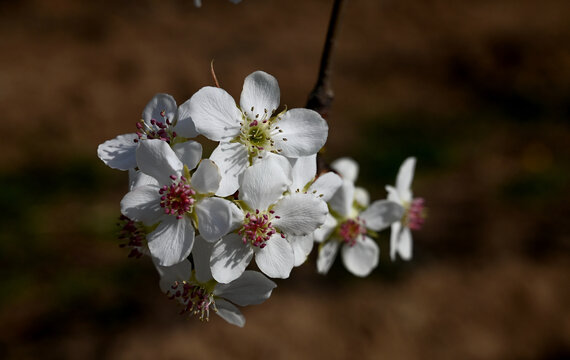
[[234, 107, 287, 163]]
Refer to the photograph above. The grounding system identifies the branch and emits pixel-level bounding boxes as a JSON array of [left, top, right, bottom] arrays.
[[306, 0, 345, 119]]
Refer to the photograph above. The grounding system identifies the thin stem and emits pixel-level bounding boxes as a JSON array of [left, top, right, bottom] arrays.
[[306, 0, 345, 119], [210, 60, 221, 88]]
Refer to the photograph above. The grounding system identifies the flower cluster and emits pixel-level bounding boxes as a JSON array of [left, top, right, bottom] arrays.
[[98, 70, 425, 327]]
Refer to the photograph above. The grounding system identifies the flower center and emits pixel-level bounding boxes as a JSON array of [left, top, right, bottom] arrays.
[[238, 209, 282, 248], [338, 218, 367, 247], [118, 215, 147, 258], [159, 175, 196, 219], [239, 114, 273, 155], [134, 110, 177, 143], [403, 198, 426, 230], [168, 281, 216, 321], [236, 106, 287, 162]]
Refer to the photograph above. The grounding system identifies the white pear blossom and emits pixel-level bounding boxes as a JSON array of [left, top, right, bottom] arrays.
[[156, 237, 276, 327], [386, 157, 426, 261], [210, 155, 328, 283], [97, 93, 198, 170], [316, 157, 404, 277], [97, 65, 427, 328], [178, 71, 328, 196], [120, 139, 233, 266]]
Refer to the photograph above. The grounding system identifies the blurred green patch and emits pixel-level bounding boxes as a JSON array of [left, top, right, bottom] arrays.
[[500, 168, 569, 206], [0, 155, 131, 308], [349, 112, 470, 191]]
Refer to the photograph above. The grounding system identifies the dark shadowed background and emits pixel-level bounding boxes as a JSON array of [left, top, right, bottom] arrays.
[[0, 0, 569, 359]]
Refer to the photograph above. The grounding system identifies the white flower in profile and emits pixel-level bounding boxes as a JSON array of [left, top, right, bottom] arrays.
[[316, 157, 404, 277], [156, 237, 276, 327], [97, 93, 198, 171], [120, 139, 233, 266], [386, 157, 426, 261], [209, 155, 328, 283], [178, 71, 328, 196]]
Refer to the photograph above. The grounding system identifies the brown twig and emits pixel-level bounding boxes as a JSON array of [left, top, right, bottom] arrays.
[[306, 0, 345, 119], [306, 0, 345, 174]]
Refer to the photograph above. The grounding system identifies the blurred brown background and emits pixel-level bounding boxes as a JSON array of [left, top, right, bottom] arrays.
[[0, 0, 569, 359]]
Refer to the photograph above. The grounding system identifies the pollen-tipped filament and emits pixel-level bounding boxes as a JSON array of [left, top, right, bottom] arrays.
[[403, 198, 426, 230], [238, 209, 282, 248], [169, 281, 216, 321], [338, 218, 367, 247], [159, 175, 196, 219], [134, 109, 177, 143]]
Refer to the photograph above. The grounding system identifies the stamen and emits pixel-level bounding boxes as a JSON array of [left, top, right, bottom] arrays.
[[238, 209, 281, 248], [117, 215, 146, 259], [133, 113, 177, 144], [338, 218, 367, 247], [236, 107, 283, 160], [405, 198, 426, 230], [168, 281, 216, 321], [159, 176, 196, 219]]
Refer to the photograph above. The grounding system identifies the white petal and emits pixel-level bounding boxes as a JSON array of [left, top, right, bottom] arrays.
[[210, 234, 254, 284], [309, 172, 343, 201], [148, 216, 195, 266], [240, 71, 280, 120], [128, 168, 137, 189], [317, 240, 340, 275], [191, 159, 221, 194], [120, 185, 163, 225], [254, 235, 294, 279], [214, 270, 276, 306], [227, 201, 245, 232], [128, 169, 158, 190], [240, 156, 291, 210], [209, 142, 249, 197], [360, 200, 405, 231], [272, 108, 328, 157], [97, 133, 138, 170], [289, 154, 316, 192], [331, 157, 359, 183], [399, 226, 413, 260], [390, 222, 400, 261], [215, 299, 245, 327], [172, 141, 202, 171], [254, 152, 293, 182], [392, 223, 413, 261], [289, 234, 314, 267], [313, 213, 338, 243], [341, 236, 379, 277], [192, 236, 213, 283], [195, 197, 233, 242], [173, 106, 199, 139], [396, 157, 416, 202], [272, 193, 328, 236], [328, 179, 354, 217], [155, 259, 192, 293], [354, 187, 370, 207], [179, 86, 241, 141], [385, 185, 402, 204], [136, 139, 183, 184], [142, 93, 177, 128]]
